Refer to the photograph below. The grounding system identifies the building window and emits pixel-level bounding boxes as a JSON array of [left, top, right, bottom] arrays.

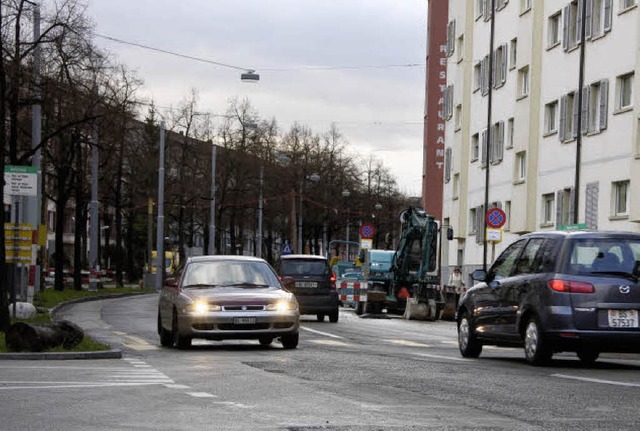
[[617, 73, 634, 110], [494, 44, 508, 88], [457, 34, 464, 63], [504, 201, 511, 230], [453, 173, 460, 200], [470, 207, 478, 233], [471, 133, 479, 162], [446, 20, 456, 57], [621, 0, 637, 10], [491, 121, 504, 163], [473, 62, 481, 92], [563, 1, 579, 51], [544, 101, 558, 134], [559, 91, 576, 142], [548, 12, 561, 48], [509, 38, 517, 70], [542, 193, 555, 225], [507, 117, 514, 148], [444, 147, 452, 183], [588, 79, 609, 133], [476, 0, 485, 19], [454, 104, 462, 131], [515, 151, 526, 181], [612, 180, 629, 216], [497, 0, 509, 10], [521, 0, 532, 14], [557, 188, 575, 227], [480, 55, 490, 96], [518, 66, 530, 98]]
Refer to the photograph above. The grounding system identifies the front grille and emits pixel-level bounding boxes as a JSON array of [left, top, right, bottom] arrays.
[[222, 305, 265, 311], [192, 323, 215, 330], [218, 323, 270, 331]]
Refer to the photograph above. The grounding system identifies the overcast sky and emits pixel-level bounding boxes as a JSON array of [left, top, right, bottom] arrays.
[[87, 0, 428, 196]]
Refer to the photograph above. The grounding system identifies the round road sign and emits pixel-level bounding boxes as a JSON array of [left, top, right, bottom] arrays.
[[486, 208, 507, 229], [359, 223, 376, 239]]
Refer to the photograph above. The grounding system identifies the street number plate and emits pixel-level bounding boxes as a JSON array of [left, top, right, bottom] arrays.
[[233, 317, 256, 325], [608, 309, 638, 328], [295, 281, 317, 288]]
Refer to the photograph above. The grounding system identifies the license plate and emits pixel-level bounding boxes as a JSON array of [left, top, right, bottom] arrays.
[[295, 281, 317, 288], [608, 309, 639, 328], [233, 317, 256, 325]]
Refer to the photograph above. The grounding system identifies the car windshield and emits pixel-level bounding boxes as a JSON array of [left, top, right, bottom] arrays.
[[370, 251, 394, 263], [565, 238, 640, 277], [281, 259, 328, 276], [183, 260, 281, 288]]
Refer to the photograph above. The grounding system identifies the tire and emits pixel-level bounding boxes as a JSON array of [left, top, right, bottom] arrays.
[[577, 348, 599, 365], [316, 314, 325, 322], [329, 309, 339, 323], [259, 337, 273, 347], [172, 311, 192, 349], [158, 312, 173, 347], [355, 302, 365, 316], [524, 317, 552, 366], [458, 313, 482, 358], [281, 332, 299, 349]]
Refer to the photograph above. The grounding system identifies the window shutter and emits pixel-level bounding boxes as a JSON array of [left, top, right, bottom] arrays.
[[599, 79, 609, 131], [604, 0, 612, 32], [572, 91, 579, 138], [559, 95, 567, 142], [445, 148, 452, 183], [481, 129, 487, 167], [576, 0, 583, 44], [562, 6, 570, 51], [476, 205, 484, 244], [502, 44, 508, 85], [447, 85, 454, 119], [585, 182, 599, 230], [492, 49, 498, 89], [585, 0, 593, 40], [569, 187, 576, 224], [555, 191, 563, 227], [480, 57, 486, 95], [484, 0, 491, 21], [452, 20, 456, 55], [497, 121, 505, 162], [581, 86, 590, 135]]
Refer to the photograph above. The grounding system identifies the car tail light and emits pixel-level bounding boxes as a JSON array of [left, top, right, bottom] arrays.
[[278, 276, 282, 280], [330, 274, 336, 290], [547, 279, 595, 294]]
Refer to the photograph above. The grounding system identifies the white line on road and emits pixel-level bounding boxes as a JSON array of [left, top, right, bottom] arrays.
[[300, 326, 344, 339], [0, 382, 165, 390], [164, 384, 190, 389], [186, 392, 218, 398], [553, 374, 640, 388], [385, 339, 432, 347], [412, 353, 472, 362]]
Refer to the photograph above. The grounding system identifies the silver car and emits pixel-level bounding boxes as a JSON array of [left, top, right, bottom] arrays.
[[158, 255, 300, 349]]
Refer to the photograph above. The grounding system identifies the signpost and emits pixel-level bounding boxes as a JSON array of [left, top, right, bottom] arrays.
[[4, 165, 37, 197], [359, 223, 376, 240], [486, 208, 507, 264]]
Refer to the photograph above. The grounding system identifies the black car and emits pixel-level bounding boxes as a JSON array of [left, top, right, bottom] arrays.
[[276, 254, 339, 322], [457, 231, 640, 365]]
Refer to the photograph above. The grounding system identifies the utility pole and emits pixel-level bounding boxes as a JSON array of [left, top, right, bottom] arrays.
[[208, 144, 217, 255], [89, 129, 99, 291], [155, 123, 165, 291], [574, 0, 588, 224], [257, 165, 264, 258], [147, 198, 153, 270]]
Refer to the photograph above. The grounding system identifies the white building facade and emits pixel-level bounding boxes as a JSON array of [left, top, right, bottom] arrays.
[[441, 0, 639, 273]]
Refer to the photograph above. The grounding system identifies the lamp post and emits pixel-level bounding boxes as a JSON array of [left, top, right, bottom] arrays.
[[374, 202, 382, 248], [342, 189, 351, 258], [298, 173, 320, 254]]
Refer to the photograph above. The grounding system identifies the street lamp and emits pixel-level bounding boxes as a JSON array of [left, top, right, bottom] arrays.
[[298, 173, 320, 253], [374, 203, 382, 248], [342, 189, 351, 258]]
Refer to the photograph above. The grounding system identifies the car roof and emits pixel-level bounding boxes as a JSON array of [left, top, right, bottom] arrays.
[[186, 255, 267, 264], [280, 254, 327, 260], [521, 230, 640, 240]]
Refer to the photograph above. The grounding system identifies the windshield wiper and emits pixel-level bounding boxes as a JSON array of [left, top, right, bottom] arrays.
[[590, 271, 639, 282], [226, 283, 270, 288], [183, 283, 220, 289]]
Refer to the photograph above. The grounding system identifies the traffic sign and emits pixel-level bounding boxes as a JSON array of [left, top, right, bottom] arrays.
[[360, 239, 373, 250], [486, 208, 507, 229], [359, 223, 376, 239], [4, 165, 37, 197], [486, 228, 502, 243], [281, 242, 292, 255]]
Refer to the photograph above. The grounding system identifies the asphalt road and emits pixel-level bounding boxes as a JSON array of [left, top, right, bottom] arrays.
[[2, 294, 640, 430]]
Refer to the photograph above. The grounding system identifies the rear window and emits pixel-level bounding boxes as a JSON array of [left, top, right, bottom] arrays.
[[280, 259, 329, 276], [369, 251, 394, 263], [565, 238, 640, 275]]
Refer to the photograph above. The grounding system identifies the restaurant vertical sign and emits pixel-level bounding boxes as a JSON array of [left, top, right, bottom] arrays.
[[422, 0, 448, 220]]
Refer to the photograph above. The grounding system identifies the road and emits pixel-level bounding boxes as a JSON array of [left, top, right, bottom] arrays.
[[1, 294, 640, 430]]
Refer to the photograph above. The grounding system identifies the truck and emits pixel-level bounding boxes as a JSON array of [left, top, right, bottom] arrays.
[[354, 207, 447, 320]]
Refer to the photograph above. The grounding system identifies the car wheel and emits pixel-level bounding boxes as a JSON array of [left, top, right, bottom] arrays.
[[355, 302, 365, 316], [281, 332, 299, 349], [172, 310, 192, 349], [577, 348, 599, 365], [524, 317, 552, 366], [458, 313, 482, 358], [158, 312, 173, 347], [329, 309, 339, 323], [316, 314, 325, 322], [259, 337, 273, 347]]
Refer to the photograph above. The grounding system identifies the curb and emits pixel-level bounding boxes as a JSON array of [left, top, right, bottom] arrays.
[[1, 291, 156, 360]]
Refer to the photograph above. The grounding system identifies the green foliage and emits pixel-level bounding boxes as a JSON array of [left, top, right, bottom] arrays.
[[34, 286, 154, 309]]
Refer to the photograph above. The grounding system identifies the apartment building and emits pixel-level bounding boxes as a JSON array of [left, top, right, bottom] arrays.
[[441, 0, 639, 270]]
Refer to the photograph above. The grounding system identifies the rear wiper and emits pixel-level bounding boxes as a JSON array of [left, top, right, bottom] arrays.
[[590, 271, 638, 282], [227, 283, 270, 288]]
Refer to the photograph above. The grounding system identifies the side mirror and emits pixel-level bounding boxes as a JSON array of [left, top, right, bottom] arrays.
[[164, 277, 177, 288], [281, 276, 296, 290], [471, 269, 487, 282], [447, 226, 454, 241]]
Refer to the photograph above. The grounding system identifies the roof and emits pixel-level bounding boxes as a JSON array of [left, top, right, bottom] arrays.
[[522, 230, 640, 239], [279, 254, 327, 261], [186, 255, 266, 263]]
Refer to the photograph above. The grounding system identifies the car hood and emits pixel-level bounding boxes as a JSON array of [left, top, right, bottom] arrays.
[[182, 286, 292, 304]]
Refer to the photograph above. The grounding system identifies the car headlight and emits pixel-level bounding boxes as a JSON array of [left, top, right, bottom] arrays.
[[190, 300, 221, 315], [266, 300, 297, 313]]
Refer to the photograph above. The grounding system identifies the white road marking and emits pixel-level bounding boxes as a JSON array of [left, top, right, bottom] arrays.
[[385, 339, 432, 348], [300, 326, 344, 339], [0, 382, 164, 390], [309, 340, 351, 347], [211, 401, 250, 408], [412, 353, 472, 362], [441, 340, 458, 345], [164, 384, 191, 389], [186, 392, 218, 398], [553, 374, 640, 388]]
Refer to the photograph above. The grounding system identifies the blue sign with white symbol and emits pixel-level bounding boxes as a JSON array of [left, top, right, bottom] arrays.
[[486, 208, 507, 229], [281, 242, 292, 255]]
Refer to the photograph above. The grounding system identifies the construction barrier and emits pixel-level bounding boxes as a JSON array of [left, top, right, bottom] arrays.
[[337, 281, 368, 302]]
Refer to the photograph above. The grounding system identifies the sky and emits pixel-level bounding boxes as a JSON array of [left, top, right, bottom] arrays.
[[86, 0, 428, 196]]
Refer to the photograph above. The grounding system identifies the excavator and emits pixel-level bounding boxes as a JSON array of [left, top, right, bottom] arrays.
[[357, 207, 448, 320]]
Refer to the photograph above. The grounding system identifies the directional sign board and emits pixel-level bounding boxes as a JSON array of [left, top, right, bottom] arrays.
[[4, 223, 34, 264], [359, 223, 376, 239], [486, 208, 507, 229], [4, 165, 37, 197]]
